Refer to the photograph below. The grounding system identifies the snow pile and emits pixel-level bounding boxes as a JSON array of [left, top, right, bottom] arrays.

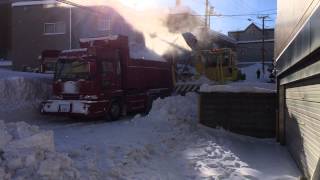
[[0, 61, 12, 67], [0, 121, 80, 180], [103, 93, 199, 179], [52, 93, 300, 180], [148, 92, 198, 125], [0, 70, 52, 113]]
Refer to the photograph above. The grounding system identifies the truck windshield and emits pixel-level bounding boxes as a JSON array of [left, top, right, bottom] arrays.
[[55, 59, 90, 80]]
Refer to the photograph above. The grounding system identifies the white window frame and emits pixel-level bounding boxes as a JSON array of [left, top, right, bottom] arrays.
[[44, 22, 66, 35], [97, 16, 111, 32]]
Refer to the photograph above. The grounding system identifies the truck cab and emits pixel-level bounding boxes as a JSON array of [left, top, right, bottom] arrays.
[[40, 50, 61, 73]]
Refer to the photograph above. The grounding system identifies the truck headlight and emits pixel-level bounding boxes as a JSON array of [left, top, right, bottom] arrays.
[[83, 95, 98, 100], [53, 95, 63, 100]]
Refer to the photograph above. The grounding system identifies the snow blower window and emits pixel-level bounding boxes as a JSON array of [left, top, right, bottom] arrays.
[[55, 60, 90, 80]]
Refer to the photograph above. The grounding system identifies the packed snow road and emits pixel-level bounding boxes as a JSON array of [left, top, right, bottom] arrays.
[[0, 69, 301, 179]]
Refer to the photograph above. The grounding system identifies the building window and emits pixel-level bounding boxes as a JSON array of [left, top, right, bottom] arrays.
[[97, 16, 111, 32], [44, 22, 66, 35]]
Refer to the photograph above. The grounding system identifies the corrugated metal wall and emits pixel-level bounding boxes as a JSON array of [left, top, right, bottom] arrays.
[[275, 0, 320, 60], [284, 79, 320, 179], [276, 1, 320, 178]]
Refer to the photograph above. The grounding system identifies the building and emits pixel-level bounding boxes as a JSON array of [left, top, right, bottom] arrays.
[[276, 0, 320, 179], [0, 0, 11, 60], [228, 23, 274, 65], [10, 0, 143, 70]]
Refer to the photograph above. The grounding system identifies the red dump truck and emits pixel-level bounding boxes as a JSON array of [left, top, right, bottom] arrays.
[[41, 35, 173, 119]]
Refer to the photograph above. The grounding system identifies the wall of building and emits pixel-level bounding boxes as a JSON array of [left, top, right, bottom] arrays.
[[12, 4, 70, 70], [70, 6, 143, 49], [228, 24, 274, 64], [275, 0, 320, 59], [276, 1, 320, 179], [0, 2, 10, 59], [11, 2, 146, 70], [237, 41, 274, 63]]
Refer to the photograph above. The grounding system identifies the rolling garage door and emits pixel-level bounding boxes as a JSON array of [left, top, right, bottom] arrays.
[[285, 79, 320, 178]]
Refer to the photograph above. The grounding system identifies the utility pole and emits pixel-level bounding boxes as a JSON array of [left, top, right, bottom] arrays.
[[258, 15, 269, 76], [208, 6, 214, 28], [205, 0, 209, 29]]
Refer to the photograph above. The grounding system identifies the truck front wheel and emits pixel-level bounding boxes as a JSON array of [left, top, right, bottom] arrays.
[[109, 101, 121, 121]]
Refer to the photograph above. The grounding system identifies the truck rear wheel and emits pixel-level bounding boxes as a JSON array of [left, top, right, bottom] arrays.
[[109, 101, 121, 121], [145, 96, 156, 114]]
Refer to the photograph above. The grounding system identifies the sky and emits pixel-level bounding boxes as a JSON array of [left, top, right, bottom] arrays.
[[118, 0, 276, 34]]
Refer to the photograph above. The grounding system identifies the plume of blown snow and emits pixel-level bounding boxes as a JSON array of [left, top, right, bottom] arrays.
[[68, 0, 201, 56]]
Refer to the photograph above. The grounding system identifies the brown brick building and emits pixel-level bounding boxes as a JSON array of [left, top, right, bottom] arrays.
[[228, 23, 274, 65]]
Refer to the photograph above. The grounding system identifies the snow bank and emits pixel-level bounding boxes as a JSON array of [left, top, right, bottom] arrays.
[[0, 77, 51, 112], [0, 69, 52, 80], [0, 70, 52, 113], [0, 121, 80, 180], [0, 61, 12, 67], [51, 93, 299, 179], [148, 92, 198, 124]]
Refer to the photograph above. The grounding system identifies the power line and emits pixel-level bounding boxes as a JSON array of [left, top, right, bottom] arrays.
[[254, 9, 276, 13], [214, 12, 276, 17], [170, 12, 276, 17], [258, 15, 270, 75]]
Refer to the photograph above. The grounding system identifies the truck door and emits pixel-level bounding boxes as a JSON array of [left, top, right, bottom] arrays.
[[101, 60, 115, 91], [100, 50, 121, 91], [114, 49, 122, 89]]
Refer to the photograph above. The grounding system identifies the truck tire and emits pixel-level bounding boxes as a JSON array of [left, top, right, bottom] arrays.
[[109, 101, 121, 121], [145, 96, 156, 114]]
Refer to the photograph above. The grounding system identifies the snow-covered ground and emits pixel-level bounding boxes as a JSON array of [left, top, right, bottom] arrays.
[[51, 93, 300, 179], [0, 69, 300, 179]]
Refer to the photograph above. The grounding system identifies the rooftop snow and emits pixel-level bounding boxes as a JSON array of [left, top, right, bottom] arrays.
[[12, 0, 57, 7], [200, 84, 276, 93], [61, 48, 87, 53], [79, 35, 120, 43], [237, 39, 274, 44]]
